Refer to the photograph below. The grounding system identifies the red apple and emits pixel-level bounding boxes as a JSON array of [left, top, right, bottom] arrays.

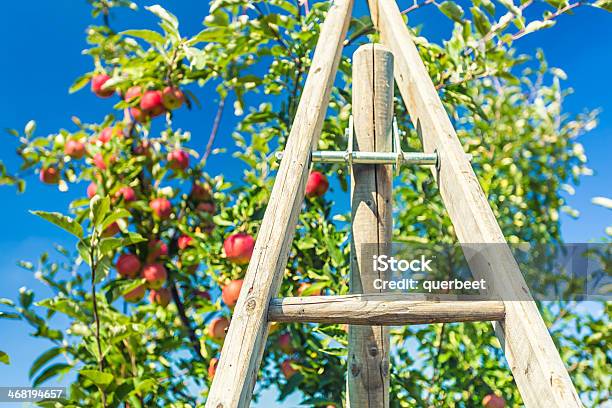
[[124, 85, 142, 102], [150, 197, 172, 219], [483, 394, 505, 408], [207, 317, 230, 340], [221, 280, 243, 308], [129, 107, 148, 123], [87, 182, 97, 199], [149, 287, 171, 307], [296, 282, 321, 296], [305, 171, 329, 198], [167, 149, 189, 171], [40, 167, 60, 184], [147, 239, 168, 261], [101, 221, 121, 237], [64, 140, 85, 159], [98, 126, 122, 144], [281, 359, 297, 379], [91, 73, 114, 98], [178, 235, 193, 250], [116, 253, 141, 279], [197, 202, 216, 216], [208, 357, 219, 379], [142, 263, 167, 290], [190, 182, 212, 202], [92, 153, 107, 170], [150, 104, 166, 118], [140, 90, 165, 117], [223, 233, 255, 265], [98, 127, 112, 144], [116, 186, 136, 202], [278, 333, 294, 354], [161, 86, 185, 110], [123, 285, 146, 303]]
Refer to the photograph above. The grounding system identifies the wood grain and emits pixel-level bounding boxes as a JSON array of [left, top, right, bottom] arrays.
[[269, 294, 505, 324], [347, 44, 394, 408], [366, 1, 582, 406]]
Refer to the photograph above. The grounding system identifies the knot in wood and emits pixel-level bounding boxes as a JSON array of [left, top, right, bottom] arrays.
[[216, 404, 223, 408], [368, 345, 379, 357], [350, 362, 361, 377], [245, 298, 257, 312]]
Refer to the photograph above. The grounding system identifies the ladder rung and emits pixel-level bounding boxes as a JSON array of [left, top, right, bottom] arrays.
[[268, 294, 505, 325]]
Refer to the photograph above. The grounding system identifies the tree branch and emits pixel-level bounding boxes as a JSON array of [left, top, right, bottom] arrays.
[[401, 0, 436, 15], [201, 96, 226, 166], [168, 275, 203, 360], [343, 24, 376, 47], [89, 241, 107, 408], [252, 3, 291, 51]]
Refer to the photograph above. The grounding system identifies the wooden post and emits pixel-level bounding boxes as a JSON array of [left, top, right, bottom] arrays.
[[365, 1, 582, 406], [347, 44, 394, 408], [204, 1, 353, 407]]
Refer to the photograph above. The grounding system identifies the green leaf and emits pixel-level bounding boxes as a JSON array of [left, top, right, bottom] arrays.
[[122, 232, 147, 246], [90, 196, 111, 228], [188, 27, 231, 44], [80, 369, 114, 387], [439, 1, 464, 22], [19, 288, 34, 309], [77, 240, 91, 265], [0, 351, 9, 365], [25, 120, 36, 137], [471, 7, 492, 36], [101, 209, 130, 232], [99, 237, 124, 254], [0, 311, 20, 319], [30, 211, 83, 238], [523, 20, 555, 35], [37, 298, 87, 321], [69, 73, 92, 94], [593, 0, 612, 11], [121, 29, 165, 45], [32, 363, 71, 387], [592, 196, 612, 209], [146, 5, 178, 28], [0, 298, 14, 306], [29, 347, 62, 379]]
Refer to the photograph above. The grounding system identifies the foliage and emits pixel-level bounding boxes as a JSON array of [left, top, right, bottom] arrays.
[[1, 0, 610, 407]]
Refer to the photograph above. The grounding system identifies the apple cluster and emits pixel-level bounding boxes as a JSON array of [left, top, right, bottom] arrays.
[[41, 70, 334, 387], [91, 73, 186, 123]]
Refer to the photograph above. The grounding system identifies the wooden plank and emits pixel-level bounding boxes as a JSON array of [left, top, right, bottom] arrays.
[[366, 1, 582, 407], [268, 294, 505, 324], [347, 43, 394, 408], [204, 1, 354, 407]]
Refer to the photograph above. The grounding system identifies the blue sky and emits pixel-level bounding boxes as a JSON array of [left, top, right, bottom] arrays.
[[0, 1, 610, 407]]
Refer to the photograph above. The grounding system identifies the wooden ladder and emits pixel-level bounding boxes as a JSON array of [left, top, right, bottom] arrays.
[[205, 1, 582, 407]]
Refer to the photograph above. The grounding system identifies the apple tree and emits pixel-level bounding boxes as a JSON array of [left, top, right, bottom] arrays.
[[0, 0, 610, 407]]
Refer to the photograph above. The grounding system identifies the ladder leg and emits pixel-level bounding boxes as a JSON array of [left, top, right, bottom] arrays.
[[365, 1, 583, 406], [347, 44, 394, 408], [204, 1, 354, 407]]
